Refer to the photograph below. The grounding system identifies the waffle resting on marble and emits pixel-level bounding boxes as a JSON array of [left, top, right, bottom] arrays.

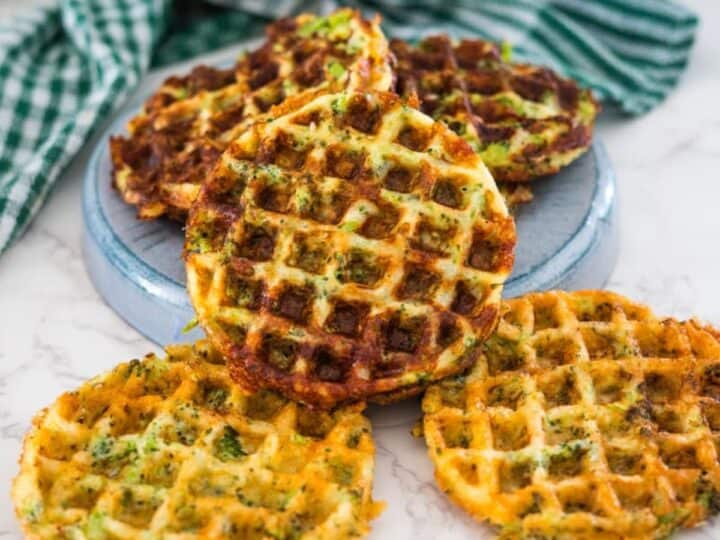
[[109, 8, 392, 220], [12, 340, 383, 539], [185, 89, 516, 408], [392, 36, 599, 184], [422, 290, 720, 539]]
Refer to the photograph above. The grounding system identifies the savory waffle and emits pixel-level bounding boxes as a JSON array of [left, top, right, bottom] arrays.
[[110, 8, 393, 219], [392, 36, 599, 183], [422, 290, 720, 539], [185, 89, 516, 408], [12, 341, 383, 539]]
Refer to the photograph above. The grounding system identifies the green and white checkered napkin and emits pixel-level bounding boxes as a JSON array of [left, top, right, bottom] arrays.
[[0, 0, 698, 256]]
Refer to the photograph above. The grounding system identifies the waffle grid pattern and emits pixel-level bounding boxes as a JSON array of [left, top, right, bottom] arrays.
[[186, 90, 515, 408], [392, 36, 598, 184], [110, 9, 392, 219], [422, 291, 720, 539], [13, 341, 382, 539]]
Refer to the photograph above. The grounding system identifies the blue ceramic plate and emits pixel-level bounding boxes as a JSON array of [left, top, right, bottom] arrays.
[[83, 55, 618, 346]]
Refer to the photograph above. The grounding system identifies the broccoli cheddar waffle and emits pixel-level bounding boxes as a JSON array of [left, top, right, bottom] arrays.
[[12, 341, 383, 539], [392, 36, 599, 183], [185, 89, 516, 408], [422, 290, 720, 539], [110, 9, 392, 219]]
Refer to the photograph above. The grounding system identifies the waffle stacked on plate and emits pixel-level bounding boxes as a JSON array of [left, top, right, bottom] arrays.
[[110, 13, 597, 219], [15, 8, 719, 540], [110, 9, 392, 220], [185, 89, 515, 408], [391, 36, 599, 184]]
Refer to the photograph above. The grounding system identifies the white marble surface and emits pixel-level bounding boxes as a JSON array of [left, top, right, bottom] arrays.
[[1, 1, 719, 538]]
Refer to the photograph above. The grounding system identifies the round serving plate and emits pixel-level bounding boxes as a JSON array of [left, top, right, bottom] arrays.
[[83, 49, 618, 347]]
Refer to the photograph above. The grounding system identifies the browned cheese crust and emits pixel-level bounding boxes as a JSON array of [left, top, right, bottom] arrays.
[[109, 9, 393, 219], [185, 89, 516, 408], [392, 36, 599, 184]]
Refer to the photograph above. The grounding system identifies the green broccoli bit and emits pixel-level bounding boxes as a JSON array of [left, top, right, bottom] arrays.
[[181, 317, 198, 334], [215, 426, 247, 461], [298, 11, 352, 39], [327, 60, 347, 79], [480, 141, 510, 166], [85, 511, 108, 540], [501, 41, 513, 62]]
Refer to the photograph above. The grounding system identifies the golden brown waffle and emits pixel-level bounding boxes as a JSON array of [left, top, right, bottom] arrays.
[[185, 89, 516, 408], [392, 36, 599, 184], [110, 9, 392, 219], [13, 341, 383, 539], [422, 290, 720, 539]]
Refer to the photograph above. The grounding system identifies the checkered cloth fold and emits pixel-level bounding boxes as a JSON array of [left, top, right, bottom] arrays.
[[0, 0, 698, 256]]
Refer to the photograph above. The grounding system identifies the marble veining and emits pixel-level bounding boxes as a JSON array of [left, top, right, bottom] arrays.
[[1, 1, 718, 537]]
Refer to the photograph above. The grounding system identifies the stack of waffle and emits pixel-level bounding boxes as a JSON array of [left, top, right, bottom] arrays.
[[14, 9, 720, 540]]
